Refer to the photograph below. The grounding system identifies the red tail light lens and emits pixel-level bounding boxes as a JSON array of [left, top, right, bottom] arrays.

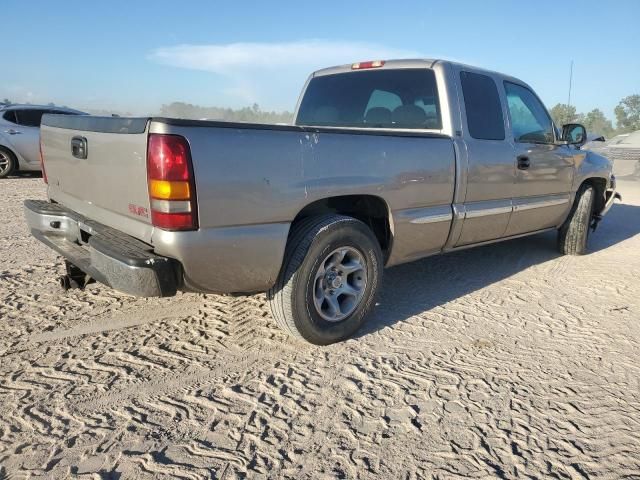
[[148, 134, 191, 181], [39, 136, 48, 184], [150, 211, 195, 230], [147, 134, 198, 231]]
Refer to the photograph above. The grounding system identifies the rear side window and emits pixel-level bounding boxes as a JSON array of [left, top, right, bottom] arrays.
[[2, 110, 17, 124], [460, 71, 505, 140], [297, 69, 442, 130], [15, 109, 46, 127]]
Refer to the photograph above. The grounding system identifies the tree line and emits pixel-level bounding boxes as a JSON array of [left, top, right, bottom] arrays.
[[550, 94, 640, 138], [1, 98, 293, 124], [158, 102, 293, 124], [4, 95, 639, 138]]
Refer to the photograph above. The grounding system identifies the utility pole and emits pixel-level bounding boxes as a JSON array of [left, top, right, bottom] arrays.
[[567, 60, 573, 108]]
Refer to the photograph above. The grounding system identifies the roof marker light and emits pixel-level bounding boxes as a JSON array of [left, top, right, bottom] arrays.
[[351, 60, 385, 70]]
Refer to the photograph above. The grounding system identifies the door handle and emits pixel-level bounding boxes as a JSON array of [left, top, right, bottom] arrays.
[[4, 129, 22, 135], [517, 155, 530, 170]]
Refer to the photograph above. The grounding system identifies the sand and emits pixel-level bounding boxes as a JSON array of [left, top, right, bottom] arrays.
[[1, 176, 639, 479]]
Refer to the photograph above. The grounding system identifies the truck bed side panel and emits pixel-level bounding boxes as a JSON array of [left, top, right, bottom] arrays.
[[154, 125, 310, 228], [151, 122, 455, 291], [304, 133, 455, 265]]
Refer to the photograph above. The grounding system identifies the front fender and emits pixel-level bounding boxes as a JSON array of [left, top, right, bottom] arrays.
[[573, 150, 613, 191], [572, 149, 621, 218]]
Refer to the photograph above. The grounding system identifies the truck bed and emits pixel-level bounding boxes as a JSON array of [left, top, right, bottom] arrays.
[[39, 114, 456, 293]]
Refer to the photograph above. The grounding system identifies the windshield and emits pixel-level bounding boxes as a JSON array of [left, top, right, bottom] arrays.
[[296, 68, 442, 130]]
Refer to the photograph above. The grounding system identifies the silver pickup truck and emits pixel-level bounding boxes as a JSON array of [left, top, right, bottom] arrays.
[[25, 59, 620, 344]]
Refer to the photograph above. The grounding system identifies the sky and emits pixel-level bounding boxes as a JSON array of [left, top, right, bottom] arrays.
[[3, 0, 639, 121]]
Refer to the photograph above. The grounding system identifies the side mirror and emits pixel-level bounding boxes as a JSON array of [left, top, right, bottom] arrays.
[[562, 123, 587, 147]]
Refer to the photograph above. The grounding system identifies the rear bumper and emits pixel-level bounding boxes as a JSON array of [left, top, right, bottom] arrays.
[[23, 200, 180, 297]]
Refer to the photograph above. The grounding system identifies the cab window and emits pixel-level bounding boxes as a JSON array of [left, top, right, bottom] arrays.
[[460, 71, 505, 140], [504, 82, 554, 144], [365, 89, 402, 114], [297, 69, 442, 130]]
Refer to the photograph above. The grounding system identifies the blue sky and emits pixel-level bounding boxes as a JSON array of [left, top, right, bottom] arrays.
[[3, 0, 639, 121]]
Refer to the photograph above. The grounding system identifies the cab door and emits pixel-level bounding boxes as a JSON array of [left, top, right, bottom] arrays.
[[502, 82, 574, 236], [453, 69, 516, 246]]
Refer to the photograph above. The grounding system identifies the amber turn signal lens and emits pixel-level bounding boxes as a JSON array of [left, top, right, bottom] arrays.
[[148, 179, 190, 200]]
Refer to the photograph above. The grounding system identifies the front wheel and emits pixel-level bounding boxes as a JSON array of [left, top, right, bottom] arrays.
[[557, 184, 595, 255], [268, 214, 383, 345]]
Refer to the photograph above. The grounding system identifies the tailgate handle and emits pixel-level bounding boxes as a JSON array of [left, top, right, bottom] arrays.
[[71, 136, 88, 159]]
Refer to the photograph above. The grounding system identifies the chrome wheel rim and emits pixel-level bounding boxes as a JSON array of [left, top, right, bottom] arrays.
[[313, 246, 367, 322], [0, 152, 10, 175]]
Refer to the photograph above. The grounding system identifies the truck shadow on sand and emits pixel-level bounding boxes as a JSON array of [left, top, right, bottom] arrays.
[[358, 203, 640, 338], [2, 172, 42, 179]]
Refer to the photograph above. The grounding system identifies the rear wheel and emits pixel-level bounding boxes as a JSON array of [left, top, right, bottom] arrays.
[[268, 214, 383, 345], [557, 184, 595, 255], [0, 148, 17, 178]]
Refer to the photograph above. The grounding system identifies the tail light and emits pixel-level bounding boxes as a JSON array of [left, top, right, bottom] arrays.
[[147, 134, 198, 230], [351, 60, 385, 70], [39, 136, 48, 184]]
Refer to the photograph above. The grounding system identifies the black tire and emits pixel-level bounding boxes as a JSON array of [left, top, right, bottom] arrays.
[[268, 214, 383, 345], [557, 184, 595, 255], [0, 147, 17, 179]]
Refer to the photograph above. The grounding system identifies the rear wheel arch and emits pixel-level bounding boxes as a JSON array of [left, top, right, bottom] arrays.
[[289, 194, 394, 263], [0, 145, 18, 178], [268, 213, 384, 344], [0, 144, 19, 165]]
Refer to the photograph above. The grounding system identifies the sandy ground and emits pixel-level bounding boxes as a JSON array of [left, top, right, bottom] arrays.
[[1, 176, 639, 479]]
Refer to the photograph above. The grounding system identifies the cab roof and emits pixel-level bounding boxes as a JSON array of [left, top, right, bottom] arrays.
[[311, 58, 525, 85]]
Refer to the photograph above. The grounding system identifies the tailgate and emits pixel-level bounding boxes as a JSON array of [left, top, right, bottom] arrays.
[[41, 115, 154, 243]]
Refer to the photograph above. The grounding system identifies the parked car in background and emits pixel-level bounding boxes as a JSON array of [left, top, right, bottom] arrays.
[[581, 133, 606, 150], [587, 134, 606, 142], [583, 130, 640, 178], [26, 59, 620, 344], [0, 104, 86, 178]]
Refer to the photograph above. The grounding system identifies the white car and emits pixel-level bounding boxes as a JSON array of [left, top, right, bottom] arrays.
[[0, 104, 86, 178], [584, 130, 640, 178]]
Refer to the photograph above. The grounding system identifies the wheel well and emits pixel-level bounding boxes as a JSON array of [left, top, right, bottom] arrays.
[[291, 195, 393, 260], [581, 177, 607, 214]]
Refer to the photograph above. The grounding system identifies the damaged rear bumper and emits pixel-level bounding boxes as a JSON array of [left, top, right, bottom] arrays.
[[23, 200, 180, 297]]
